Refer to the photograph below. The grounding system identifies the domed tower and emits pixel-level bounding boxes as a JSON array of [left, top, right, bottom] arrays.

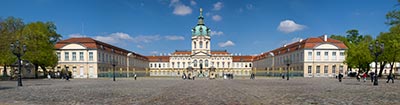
[[191, 8, 211, 55]]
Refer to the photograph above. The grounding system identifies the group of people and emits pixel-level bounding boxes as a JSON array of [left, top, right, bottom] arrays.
[[182, 73, 195, 80], [340, 71, 396, 83]]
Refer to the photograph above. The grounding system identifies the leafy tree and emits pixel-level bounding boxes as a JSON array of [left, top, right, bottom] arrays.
[[377, 25, 400, 76], [386, 0, 400, 25], [0, 17, 61, 78], [0, 17, 24, 77], [22, 22, 61, 78], [331, 30, 374, 74]]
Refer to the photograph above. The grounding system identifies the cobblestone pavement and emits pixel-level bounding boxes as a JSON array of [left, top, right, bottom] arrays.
[[0, 77, 399, 105]]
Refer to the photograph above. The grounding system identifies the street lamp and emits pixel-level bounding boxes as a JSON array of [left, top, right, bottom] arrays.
[[284, 58, 291, 81], [112, 59, 117, 81], [369, 41, 384, 86], [10, 40, 27, 86]]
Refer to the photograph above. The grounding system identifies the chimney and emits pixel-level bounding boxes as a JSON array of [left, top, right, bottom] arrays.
[[323, 34, 327, 42]]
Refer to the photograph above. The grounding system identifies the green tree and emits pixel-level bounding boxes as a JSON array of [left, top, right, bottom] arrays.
[[377, 25, 400, 76], [0, 17, 24, 77], [22, 21, 61, 78], [331, 30, 374, 74], [386, 0, 400, 25]]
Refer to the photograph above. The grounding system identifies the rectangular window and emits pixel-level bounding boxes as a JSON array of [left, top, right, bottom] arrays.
[[79, 52, 84, 61], [316, 52, 321, 60], [324, 65, 328, 73], [57, 52, 61, 61], [332, 52, 337, 60], [308, 66, 312, 73], [72, 52, 76, 61], [89, 52, 93, 61], [339, 66, 344, 73], [308, 52, 312, 60], [316, 66, 320, 73], [324, 52, 329, 60], [332, 65, 336, 74], [65, 52, 69, 61]]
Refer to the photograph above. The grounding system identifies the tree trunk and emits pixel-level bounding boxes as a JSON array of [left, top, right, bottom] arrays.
[[40, 66, 47, 77], [390, 62, 394, 75], [34, 64, 38, 78], [378, 61, 387, 77], [2, 64, 7, 77]]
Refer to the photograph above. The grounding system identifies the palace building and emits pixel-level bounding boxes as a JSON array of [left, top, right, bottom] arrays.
[[54, 38, 148, 78], [147, 8, 253, 77], [48, 8, 352, 79], [253, 35, 348, 77]]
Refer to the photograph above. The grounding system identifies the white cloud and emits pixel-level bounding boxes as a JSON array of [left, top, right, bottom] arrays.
[[218, 40, 235, 47], [213, 2, 223, 11], [165, 35, 185, 40], [94, 32, 160, 44], [68, 33, 87, 38], [190, 0, 196, 6], [137, 45, 144, 49], [277, 20, 306, 33], [170, 0, 192, 16], [246, 4, 254, 10], [210, 31, 224, 36], [212, 15, 222, 21], [132, 35, 161, 43], [94, 32, 134, 44], [205, 12, 211, 16], [150, 51, 159, 55]]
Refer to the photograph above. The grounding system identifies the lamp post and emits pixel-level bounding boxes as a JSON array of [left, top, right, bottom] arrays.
[[369, 41, 384, 86], [284, 58, 291, 81], [112, 59, 116, 81], [10, 40, 27, 86]]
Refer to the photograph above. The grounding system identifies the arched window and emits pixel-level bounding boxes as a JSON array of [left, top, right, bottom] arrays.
[[205, 60, 209, 67], [217, 62, 220, 68], [194, 41, 197, 49], [206, 41, 208, 48], [177, 62, 180, 68], [200, 41, 203, 48], [194, 60, 198, 67]]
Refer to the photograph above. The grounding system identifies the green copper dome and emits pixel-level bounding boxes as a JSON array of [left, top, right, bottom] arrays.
[[192, 8, 210, 36]]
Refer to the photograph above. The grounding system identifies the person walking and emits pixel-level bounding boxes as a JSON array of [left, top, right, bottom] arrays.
[[387, 73, 394, 83], [47, 72, 51, 80], [370, 72, 374, 82], [134, 74, 137, 80], [282, 73, 285, 79], [362, 72, 367, 82], [338, 73, 343, 82]]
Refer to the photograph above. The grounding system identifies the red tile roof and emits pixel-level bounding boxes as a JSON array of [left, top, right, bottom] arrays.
[[173, 51, 191, 55], [146, 56, 170, 62], [55, 37, 148, 61], [253, 36, 348, 61], [211, 51, 230, 55], [232, 56, 254, 62]]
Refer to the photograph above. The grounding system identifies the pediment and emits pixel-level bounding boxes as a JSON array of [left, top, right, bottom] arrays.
[[192, 51, 210, 56]]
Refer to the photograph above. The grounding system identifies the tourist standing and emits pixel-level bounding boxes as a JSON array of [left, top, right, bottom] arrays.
[[338, 73, 343, 82]]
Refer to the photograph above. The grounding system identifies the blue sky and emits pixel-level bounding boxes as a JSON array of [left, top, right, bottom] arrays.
[[0, 0, 397, 56]]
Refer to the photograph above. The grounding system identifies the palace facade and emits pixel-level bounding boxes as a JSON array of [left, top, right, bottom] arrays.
[[253, 35, 348, 77], [48, 8, 355, 78], [147, 8, 253, 77], [54, 38, 148, 78]]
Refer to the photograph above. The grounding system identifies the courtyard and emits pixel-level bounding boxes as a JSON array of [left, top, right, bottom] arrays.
[[0, 77, 399, 105]]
